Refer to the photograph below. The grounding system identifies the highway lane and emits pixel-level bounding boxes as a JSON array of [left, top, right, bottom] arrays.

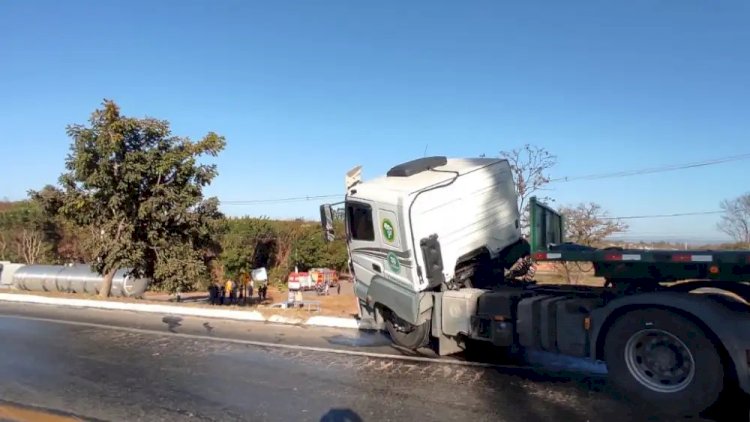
[[0, 303, 743, 421]]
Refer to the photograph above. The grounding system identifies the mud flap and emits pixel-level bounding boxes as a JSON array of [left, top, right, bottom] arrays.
[[432, 292, 463, 355]]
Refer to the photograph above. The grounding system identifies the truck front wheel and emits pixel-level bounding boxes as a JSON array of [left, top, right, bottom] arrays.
[[604, 309, 724, 416], [384, 311, 430, 350]]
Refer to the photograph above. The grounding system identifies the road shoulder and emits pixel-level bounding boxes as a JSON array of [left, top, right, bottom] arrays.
[[0, 292, 368, 329]]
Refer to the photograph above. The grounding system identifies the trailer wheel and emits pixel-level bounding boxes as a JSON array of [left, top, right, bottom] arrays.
[[604, 309, 724, 416], [385, 312, 430, 350]]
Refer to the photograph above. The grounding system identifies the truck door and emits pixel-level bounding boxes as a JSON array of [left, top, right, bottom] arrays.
[[346, 200, 381, 296], [376, 206, 414, 288]]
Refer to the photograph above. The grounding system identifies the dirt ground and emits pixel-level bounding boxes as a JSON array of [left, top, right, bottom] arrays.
[[534, 271, 605, 287], [1, 280, 361, 319], [534, 262, 605, 287]]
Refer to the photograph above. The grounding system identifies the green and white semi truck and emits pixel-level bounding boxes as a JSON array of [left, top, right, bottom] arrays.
[[319, 156, 750, 415]]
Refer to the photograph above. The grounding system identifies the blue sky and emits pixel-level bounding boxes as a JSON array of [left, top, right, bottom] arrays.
[[1, 1, 748, 242]]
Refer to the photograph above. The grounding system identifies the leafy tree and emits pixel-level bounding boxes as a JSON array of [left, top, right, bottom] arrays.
[[271, 220, 306, 273], [0, 200, 56, 263], [291, 225, 329, 270], [221, 217, 277, 279], [324, 222, 350, 272], [718, 193, 750, 247], [31, 100, 226, 296], [555, 202, 628, 284], [497, 144, 557, 233], [560, 202, 628, 246], [53, 217, 95, 263]]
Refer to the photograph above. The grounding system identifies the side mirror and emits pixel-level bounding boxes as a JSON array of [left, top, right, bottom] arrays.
[[320, 204, 335, 242]]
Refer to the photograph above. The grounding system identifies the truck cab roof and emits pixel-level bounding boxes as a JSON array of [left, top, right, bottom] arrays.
[[347, 157, 507, 203]]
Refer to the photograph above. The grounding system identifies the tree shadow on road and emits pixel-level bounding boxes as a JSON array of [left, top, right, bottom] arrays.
[[320, 408, 363, 422], [479, 363, 749, 422]]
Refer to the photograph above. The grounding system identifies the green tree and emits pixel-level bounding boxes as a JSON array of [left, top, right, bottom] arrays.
[[221, 217, 277, 279], [31, 100, 226, 296], [0, 200, 56, 263], [291, 225, 328, 270]]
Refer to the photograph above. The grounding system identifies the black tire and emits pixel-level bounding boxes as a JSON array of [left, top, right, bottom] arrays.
[[385, 313, 431, 350], [604, 309, 724, 416]]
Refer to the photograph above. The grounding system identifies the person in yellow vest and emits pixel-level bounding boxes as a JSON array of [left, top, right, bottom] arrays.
[[224, 278, 235, 305]]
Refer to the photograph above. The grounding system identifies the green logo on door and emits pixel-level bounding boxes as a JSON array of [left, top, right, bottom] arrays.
[[387, 252, 401, 273], [382, 218, 395, 243]]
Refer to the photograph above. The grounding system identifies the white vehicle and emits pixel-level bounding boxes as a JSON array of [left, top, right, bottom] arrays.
[[323, 156, 528, 346], [320, 155, 750, 416]]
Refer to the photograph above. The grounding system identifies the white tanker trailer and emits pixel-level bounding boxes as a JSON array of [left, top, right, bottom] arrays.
[[0, 262, 149, 298]]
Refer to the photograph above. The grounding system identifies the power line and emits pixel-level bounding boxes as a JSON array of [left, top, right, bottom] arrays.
[[216, 153, 750, 205], [602, 210, 723, 220], [221, 194, 342, 205], [550, 152, 750, 183]]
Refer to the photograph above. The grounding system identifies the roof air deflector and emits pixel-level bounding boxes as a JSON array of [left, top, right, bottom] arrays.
[[386, 156, 448, 177]]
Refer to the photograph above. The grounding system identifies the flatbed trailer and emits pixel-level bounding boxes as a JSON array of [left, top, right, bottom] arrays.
[[529, 197, 750, 285], [447, 197, 750, 415], [320, 157, 750, 416]]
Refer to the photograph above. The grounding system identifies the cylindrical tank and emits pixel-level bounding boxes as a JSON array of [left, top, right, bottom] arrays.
[[12, 264, 149, 297], [1, 261, 26, 288]]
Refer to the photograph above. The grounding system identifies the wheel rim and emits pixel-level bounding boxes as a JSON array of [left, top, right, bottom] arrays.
[[624, 328, 696, 393], [388, 313, 415, 334]]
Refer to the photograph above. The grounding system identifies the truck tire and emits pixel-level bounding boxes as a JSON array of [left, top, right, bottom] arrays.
[[385, 313, 430, 350], [604, 309, 724, 416]]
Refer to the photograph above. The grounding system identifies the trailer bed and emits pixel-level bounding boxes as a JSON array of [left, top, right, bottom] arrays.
[[528, 197, 750, 283]]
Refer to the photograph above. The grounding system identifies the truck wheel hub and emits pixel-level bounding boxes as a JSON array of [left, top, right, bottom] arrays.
[[625, 329, 695, 393]]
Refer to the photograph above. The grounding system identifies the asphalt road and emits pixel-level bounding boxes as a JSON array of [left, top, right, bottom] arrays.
[[0, 303, 745, 422]]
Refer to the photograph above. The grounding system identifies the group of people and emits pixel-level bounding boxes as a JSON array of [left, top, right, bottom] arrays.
[[208, 271, 268, 306]]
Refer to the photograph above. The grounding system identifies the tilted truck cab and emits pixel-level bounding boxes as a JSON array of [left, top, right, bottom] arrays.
[[333, 157, 527, 335], [320, 155, 750, 416]]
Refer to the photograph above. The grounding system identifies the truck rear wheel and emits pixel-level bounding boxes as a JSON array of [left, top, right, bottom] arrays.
[[385, 312, 430, 350], [604, 309, 724, 416]]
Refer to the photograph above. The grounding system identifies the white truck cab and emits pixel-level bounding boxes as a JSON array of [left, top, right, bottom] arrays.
[[321, 156, 529, 348]]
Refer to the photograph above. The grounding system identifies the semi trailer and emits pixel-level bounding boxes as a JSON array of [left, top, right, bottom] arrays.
[[319, 156, 750, 416]]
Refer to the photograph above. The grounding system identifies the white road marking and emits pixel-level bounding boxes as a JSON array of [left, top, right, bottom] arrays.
[[0, 314, 511, 369]]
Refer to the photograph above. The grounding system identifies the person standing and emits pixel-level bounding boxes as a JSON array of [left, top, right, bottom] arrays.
[[260, 280, 268, 301], [208, 282, 217, 305], [224, 278, 235, 305], [248, 278, 254, 302], [239, 271, 250, 304]]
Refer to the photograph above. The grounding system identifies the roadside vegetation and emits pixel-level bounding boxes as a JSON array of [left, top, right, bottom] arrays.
[[2, 101, 748, 293], [1, 101, 348, 296]]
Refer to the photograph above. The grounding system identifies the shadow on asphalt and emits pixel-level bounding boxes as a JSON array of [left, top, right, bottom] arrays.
[[320, 408, 363, 422], [355, 332, 750, 422], [161, 315, 183, 333], [472, 359, 750, 422]]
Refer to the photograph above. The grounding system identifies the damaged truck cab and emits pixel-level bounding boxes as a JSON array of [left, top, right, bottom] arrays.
[[322, 156, 527, 349]]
